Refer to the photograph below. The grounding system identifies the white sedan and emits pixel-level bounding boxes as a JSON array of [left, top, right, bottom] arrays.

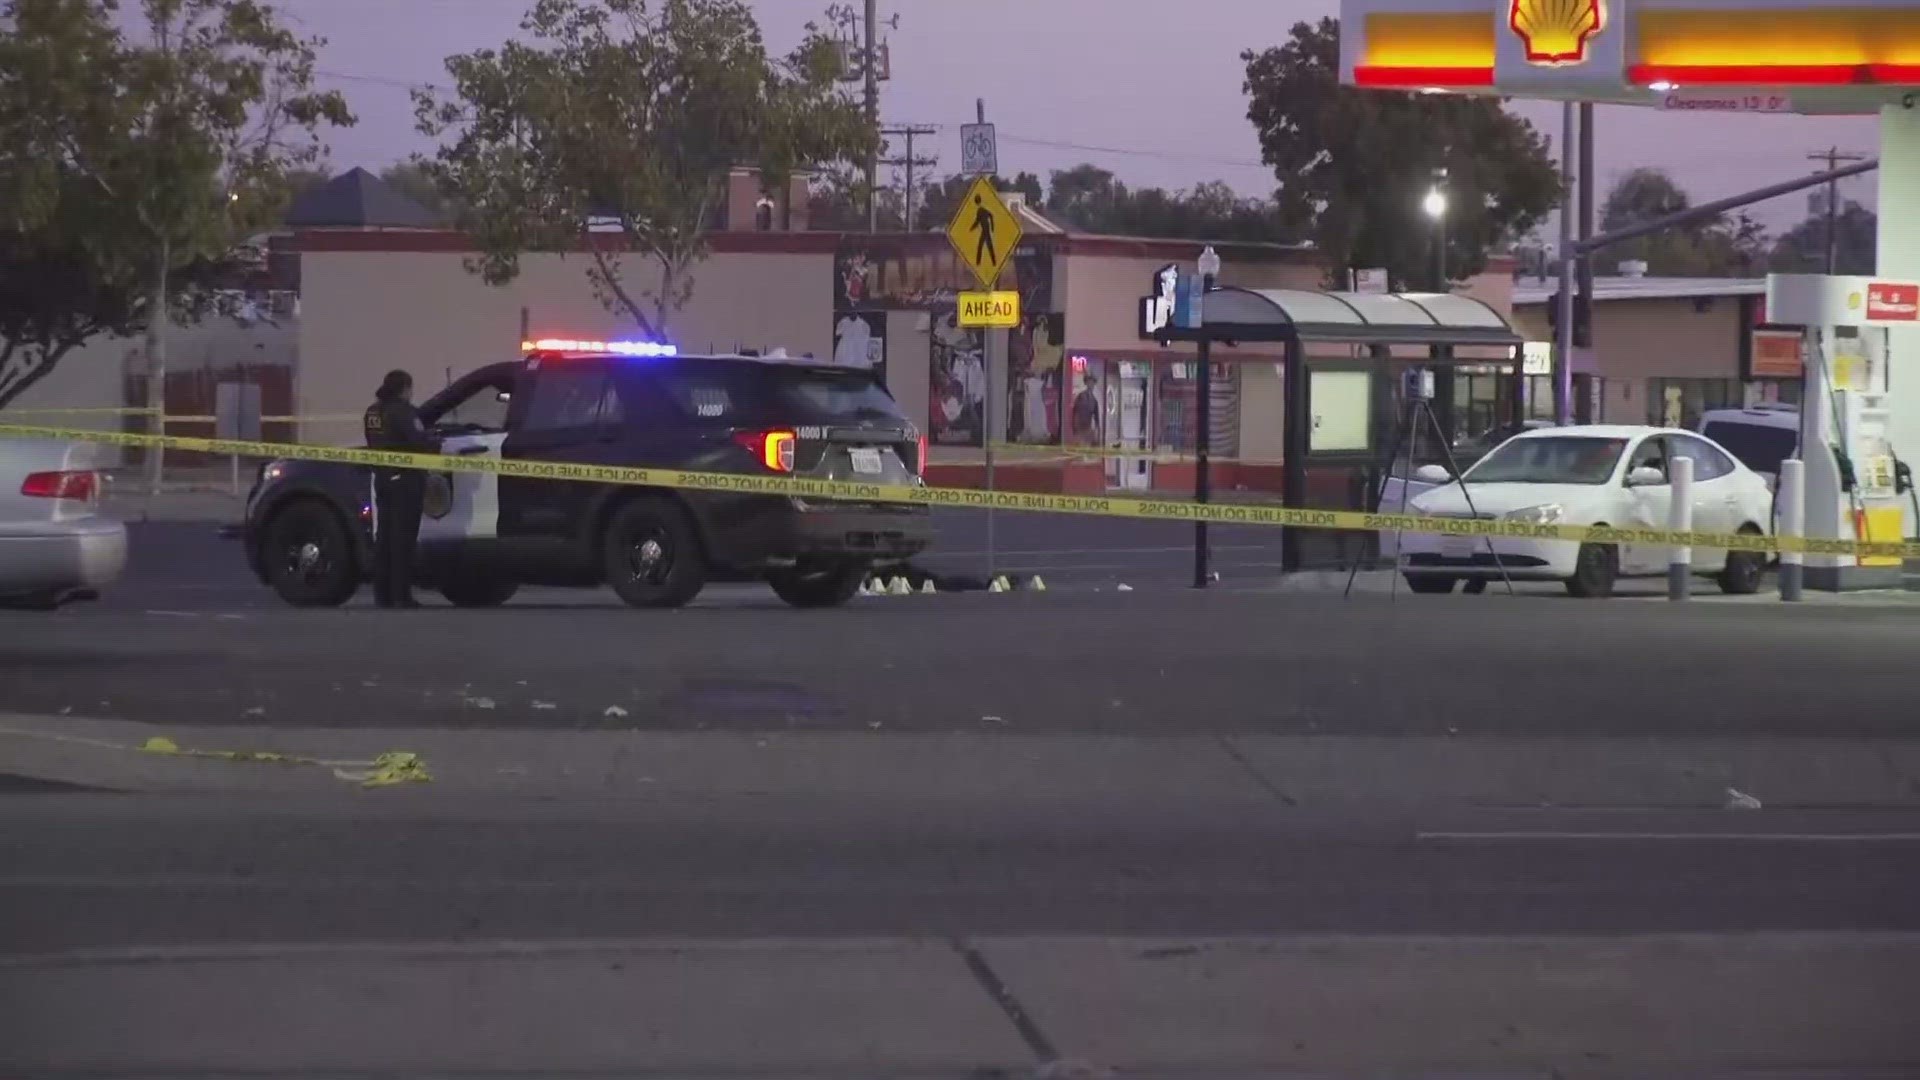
[[0, 439, 127, 609], [1397, 425, 1774, 598]]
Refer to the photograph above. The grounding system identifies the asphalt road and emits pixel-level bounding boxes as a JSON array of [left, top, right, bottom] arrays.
[[7, 520, 1920, 735], [4, 796, 1919, 955], [12, 519, 1920, 1075]]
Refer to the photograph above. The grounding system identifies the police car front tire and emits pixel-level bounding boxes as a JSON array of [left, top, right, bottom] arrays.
[[263, 500, 358, 608], [602, 497, 706, 608]]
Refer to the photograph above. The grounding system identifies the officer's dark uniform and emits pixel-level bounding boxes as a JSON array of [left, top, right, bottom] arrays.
[[362, 377, 436, 607]]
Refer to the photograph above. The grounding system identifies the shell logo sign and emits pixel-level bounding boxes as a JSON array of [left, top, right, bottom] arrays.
[[1508, 0, 1607, 66]]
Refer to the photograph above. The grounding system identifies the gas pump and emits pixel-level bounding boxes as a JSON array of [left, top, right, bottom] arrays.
[[1765, 274, 1918, 589]]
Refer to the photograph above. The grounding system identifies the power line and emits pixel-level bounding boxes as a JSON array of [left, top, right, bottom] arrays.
[[312, 65, 1279, 174]]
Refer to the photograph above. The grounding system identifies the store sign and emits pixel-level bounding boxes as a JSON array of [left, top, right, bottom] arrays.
[[1748, 328, 1805, 379], [1657, 90, 1792, 113], [1508, 0, 1607, 66], [1521, 341, 1553, 376], [1139, 264, 1183, 339], [1494, 0, 1623, 91], [1866, 282, 1920, 322]]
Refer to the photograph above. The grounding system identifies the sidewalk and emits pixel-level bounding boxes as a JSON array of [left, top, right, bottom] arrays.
[[7, 932, 1917, 1076]]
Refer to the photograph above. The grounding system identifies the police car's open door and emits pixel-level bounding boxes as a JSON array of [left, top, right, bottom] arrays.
[[410, 366, 517, 545]]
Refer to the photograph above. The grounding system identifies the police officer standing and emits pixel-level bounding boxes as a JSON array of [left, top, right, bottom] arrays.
[[363, 369, 436, 608]]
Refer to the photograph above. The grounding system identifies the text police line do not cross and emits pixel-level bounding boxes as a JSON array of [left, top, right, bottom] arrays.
[[1, 422, 1914, 560]]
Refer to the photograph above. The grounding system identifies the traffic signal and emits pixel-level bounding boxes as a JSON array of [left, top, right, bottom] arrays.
[[1544, 291, 1593, 347]]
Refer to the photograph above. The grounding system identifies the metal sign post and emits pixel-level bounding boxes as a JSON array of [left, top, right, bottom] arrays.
[[945, 171, 1025, 581]]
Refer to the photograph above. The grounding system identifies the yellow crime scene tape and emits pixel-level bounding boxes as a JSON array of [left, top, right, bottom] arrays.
[[2, 421, 1915, 559], [0, 726, 430, 788], [2, 407, 361, 423]]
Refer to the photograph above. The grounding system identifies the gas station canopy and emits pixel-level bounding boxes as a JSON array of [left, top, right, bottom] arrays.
[[1340, 0, 1920, 113]]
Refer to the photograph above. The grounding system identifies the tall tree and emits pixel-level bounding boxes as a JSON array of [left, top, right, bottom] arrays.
[[915, 170, 1042, 233], [415, 0, 874, 337], [379, 159, 450, 218], [1243, 17, 1561, 289], [1770, 192, 1877, 275], [1, 0, 132, 407], [2, 0, 341, 411], [51, 0, 349, 476], [1043, 164, 1129, 231], [1597, 166, 1770, 275]]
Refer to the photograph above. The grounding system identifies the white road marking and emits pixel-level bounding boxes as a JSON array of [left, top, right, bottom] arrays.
[[1419, 831, 1920, 843]]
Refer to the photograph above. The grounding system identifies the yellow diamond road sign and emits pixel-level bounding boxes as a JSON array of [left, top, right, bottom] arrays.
[[957, 290, 1020, 329], [946, 176, 1022, 289]]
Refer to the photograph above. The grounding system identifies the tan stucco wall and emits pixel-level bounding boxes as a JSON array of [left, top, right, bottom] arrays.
[[1512, 295, 1745, 421], [0, 317, 299, 466], [297, 249, 831, 436], [1060, 253, 1324, 355]]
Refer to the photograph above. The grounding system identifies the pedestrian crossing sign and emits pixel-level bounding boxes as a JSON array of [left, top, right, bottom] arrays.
[[945, 176, 1022, 289]]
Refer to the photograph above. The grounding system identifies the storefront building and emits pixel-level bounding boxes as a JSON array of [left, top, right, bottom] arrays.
[[1508, 271, 1808, 428], [282, 171, 1521, 496]]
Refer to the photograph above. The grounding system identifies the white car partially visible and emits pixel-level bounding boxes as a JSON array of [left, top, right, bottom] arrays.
[[1397, 425, 1774, 598], [0, 439, 127, 609]]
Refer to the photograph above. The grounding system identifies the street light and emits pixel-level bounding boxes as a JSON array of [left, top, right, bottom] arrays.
[[1423, 172, 1449, 290]]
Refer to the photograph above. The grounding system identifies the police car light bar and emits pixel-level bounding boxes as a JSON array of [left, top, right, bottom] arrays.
[[521, 338, 678, 357]]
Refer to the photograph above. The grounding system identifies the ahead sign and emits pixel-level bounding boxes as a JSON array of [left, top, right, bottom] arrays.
[[958, 290, 1021, 329]]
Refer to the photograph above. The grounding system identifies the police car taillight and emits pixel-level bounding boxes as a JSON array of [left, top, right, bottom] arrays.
[[917, 434, 928, 475], [734, 429, 796, 473]]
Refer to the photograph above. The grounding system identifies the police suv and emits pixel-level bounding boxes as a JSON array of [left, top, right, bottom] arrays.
[[234, 340, 932, 609]]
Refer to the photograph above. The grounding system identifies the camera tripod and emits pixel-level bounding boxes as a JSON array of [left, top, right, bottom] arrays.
[[1344, 394, 1515, 599]]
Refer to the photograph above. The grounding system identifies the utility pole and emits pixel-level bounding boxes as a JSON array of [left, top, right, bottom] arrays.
[[1808, 146, 1866, 273], [1575, 103, 1595, 423], [863, 0, 880, 232], [880, 124, 938, 232], [1554, 102, 1576, 427]]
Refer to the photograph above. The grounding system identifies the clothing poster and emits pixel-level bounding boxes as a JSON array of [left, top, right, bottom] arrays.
[[1068, 360, 1104, 447], [1005, 313, 1064, 445], [930, 311, 985, 446], [832, 311, 886, 376]]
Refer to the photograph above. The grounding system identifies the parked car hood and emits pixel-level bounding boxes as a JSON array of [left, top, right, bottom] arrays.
[[1409, 481, 1610, 518]]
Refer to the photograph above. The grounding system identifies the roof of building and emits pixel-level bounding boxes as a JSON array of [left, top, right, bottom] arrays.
[[1512, 275, 1767, 306], [285, 167, 443, 230]]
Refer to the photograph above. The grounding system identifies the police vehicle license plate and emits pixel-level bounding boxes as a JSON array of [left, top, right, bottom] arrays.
[[1441, 534, 1474, 559], [849, 447, 884, 475]]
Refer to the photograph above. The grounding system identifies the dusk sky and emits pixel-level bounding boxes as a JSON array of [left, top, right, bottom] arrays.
[[286, 0, 1882, 238]]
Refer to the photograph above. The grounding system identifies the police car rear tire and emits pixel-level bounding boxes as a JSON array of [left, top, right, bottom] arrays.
[[603, 498, 706, 608], [768, 563, 866, 608], [263, 500, 358, 608], [440, 577, 519, 607]]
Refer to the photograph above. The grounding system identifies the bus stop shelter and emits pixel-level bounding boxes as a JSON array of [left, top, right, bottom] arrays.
[[1144, 285, 1525, 570]]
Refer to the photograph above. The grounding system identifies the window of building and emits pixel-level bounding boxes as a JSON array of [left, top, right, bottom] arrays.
[[1647, 378, 1740, 430]]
